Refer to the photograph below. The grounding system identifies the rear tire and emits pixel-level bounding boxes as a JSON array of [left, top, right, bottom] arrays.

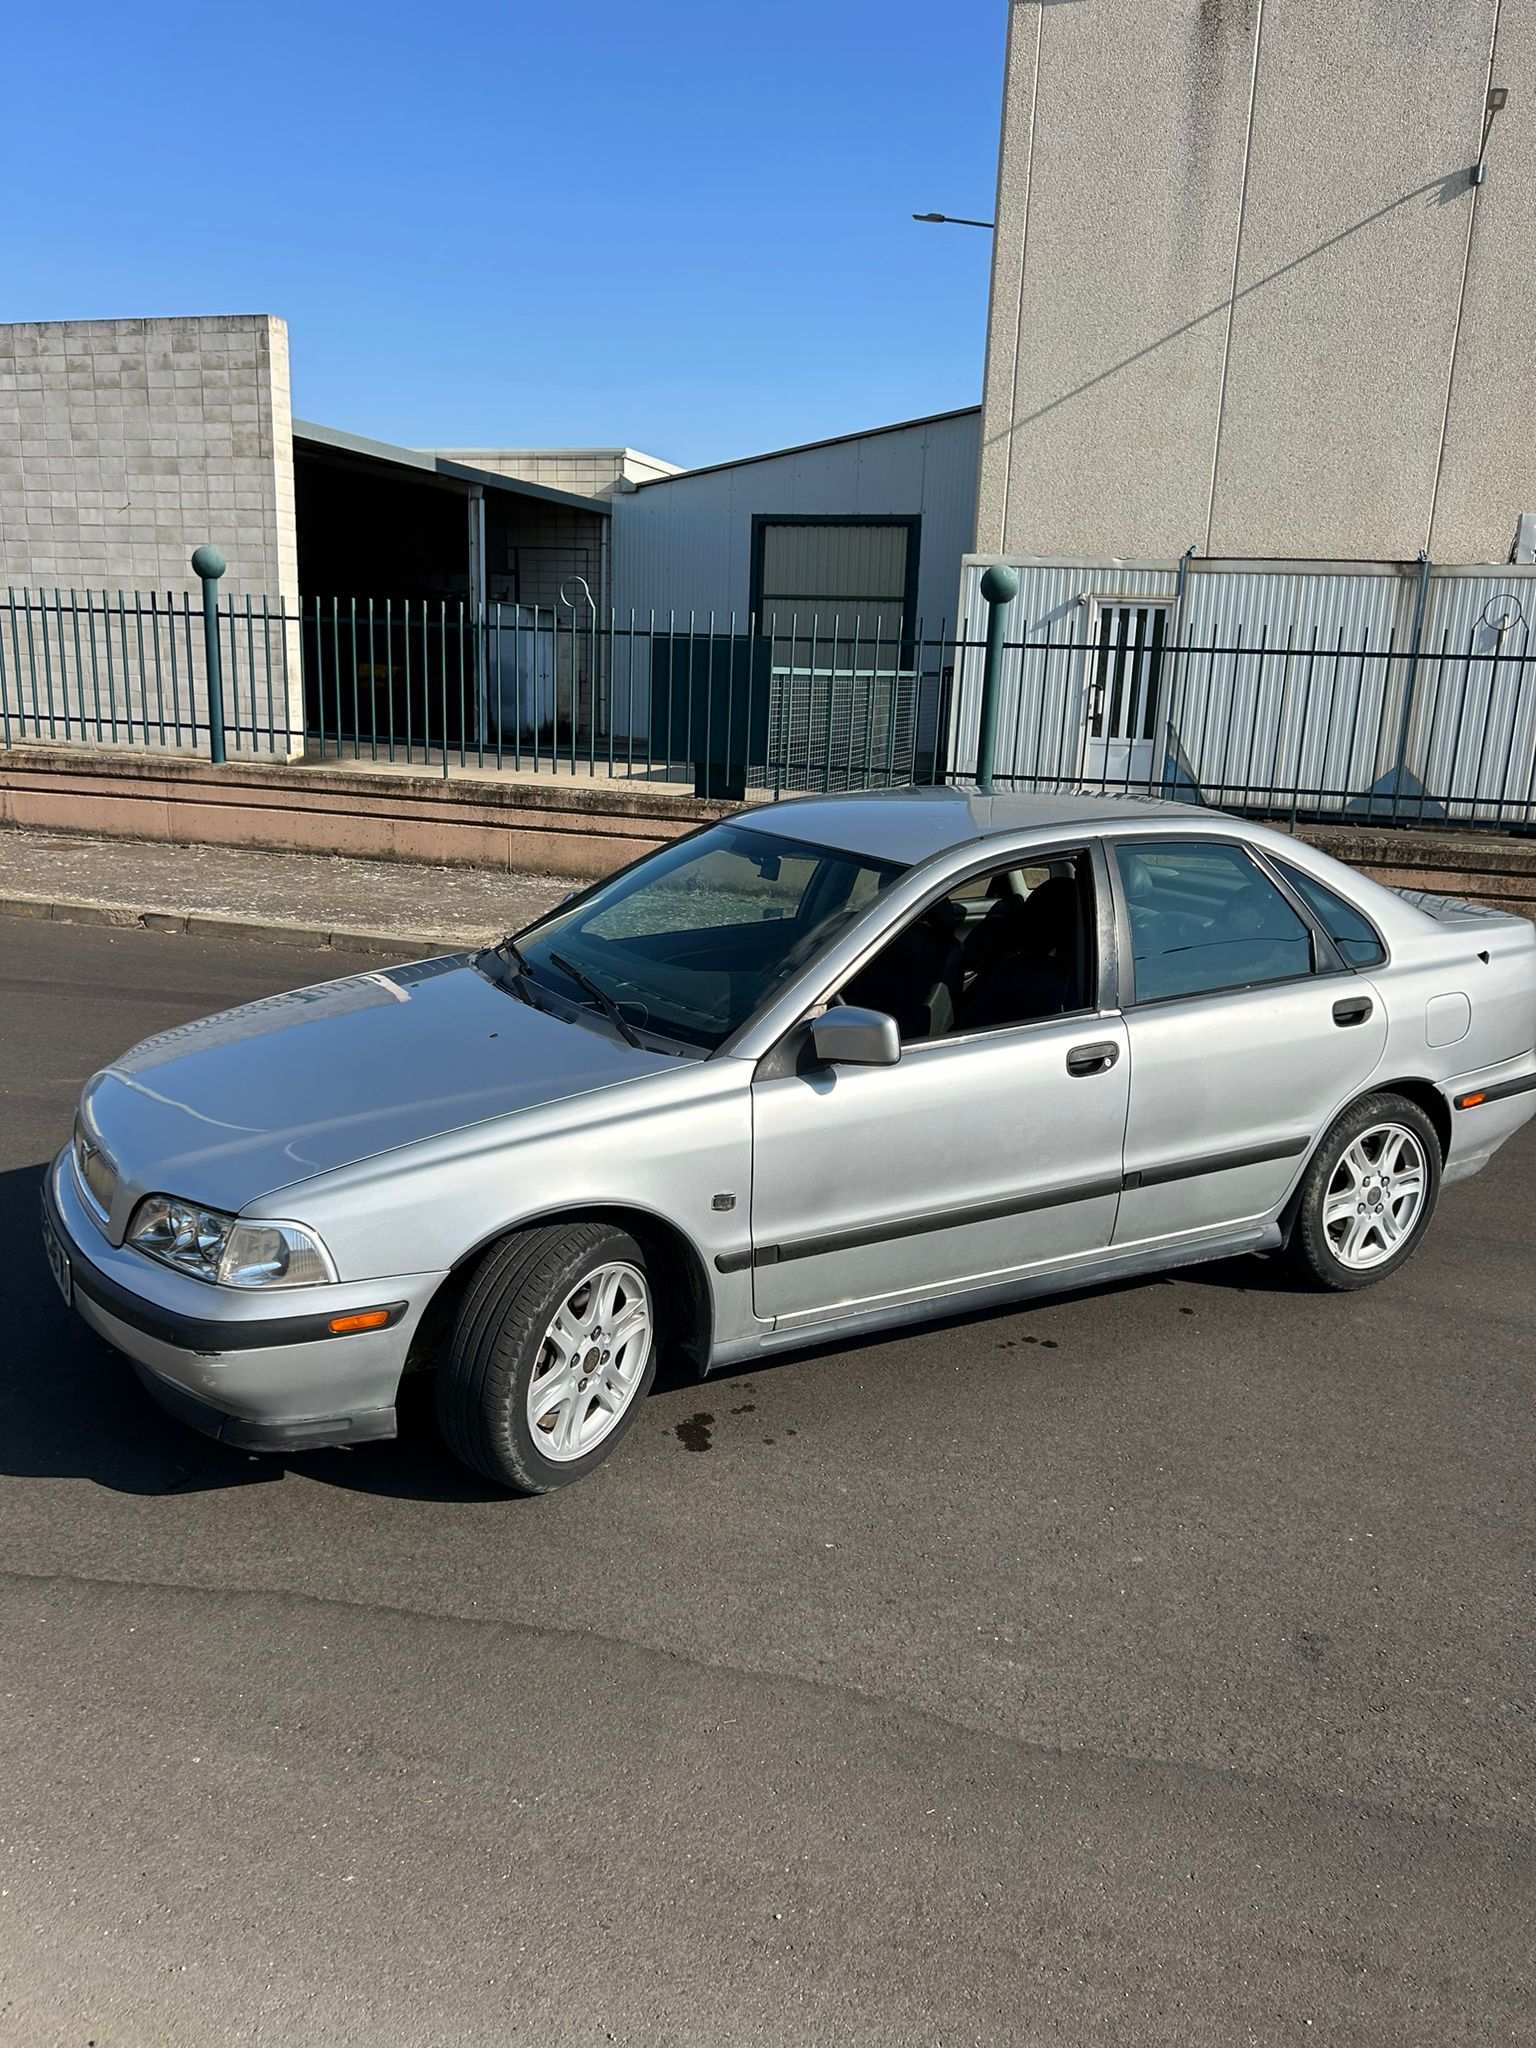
[[437, 1222, 657, 1492], [1289, 1092, 1441, 1291]]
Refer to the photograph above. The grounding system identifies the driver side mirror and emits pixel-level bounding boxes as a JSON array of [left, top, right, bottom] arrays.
[[810, 1005, 901, 1069]]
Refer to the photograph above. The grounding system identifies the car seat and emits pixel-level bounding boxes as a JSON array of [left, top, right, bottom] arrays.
[[960, 875, 1084, 1028], [842, 900, 966, 1041]]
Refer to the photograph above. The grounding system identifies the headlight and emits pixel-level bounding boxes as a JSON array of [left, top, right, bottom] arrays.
[[219, 1220, 335, 1289], [129, 1195, 230, 1280], [127, 1196, 336, 1288]]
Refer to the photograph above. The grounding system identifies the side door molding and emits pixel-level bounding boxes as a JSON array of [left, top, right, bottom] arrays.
[[1120, 1133, 1311, 1191], [717, 1167, 1127, 1273]]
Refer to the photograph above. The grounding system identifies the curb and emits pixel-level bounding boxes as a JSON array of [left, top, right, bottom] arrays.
[[0, 892, 483, 961]]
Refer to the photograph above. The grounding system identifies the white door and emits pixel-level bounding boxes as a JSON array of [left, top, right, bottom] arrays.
[[1081, 601, 1170, 791]]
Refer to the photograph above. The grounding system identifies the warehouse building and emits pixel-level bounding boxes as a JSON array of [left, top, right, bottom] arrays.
[[611, 405, 979, 632], [0, 312, 985, 784], [0, 314, 659, 758], [608, 405, 982, 787], [951, 0, 1536, 827]]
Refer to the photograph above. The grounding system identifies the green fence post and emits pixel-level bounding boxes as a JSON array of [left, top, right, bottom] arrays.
[[975, 562, 1019, 790], [191, 545, 227, 764]]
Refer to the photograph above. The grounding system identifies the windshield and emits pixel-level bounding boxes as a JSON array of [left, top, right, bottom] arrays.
[[495, 823, 905, 1051]]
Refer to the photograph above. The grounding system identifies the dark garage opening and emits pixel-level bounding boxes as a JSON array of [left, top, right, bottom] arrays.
[[292, 424, 609, 762]]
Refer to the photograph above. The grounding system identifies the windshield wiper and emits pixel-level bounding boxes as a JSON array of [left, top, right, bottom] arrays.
[[477, 935, 543, 1008], [548, 951, 644, 1049]]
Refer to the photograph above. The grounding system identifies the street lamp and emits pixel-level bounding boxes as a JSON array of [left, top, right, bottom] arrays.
[[912, 211, 995, 229], [1471, 85, 1509, 185]]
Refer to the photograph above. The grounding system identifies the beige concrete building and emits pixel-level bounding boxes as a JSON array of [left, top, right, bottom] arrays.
[[0, 316, 632, 618], [432, 448, 679, 498], [977, 0, 1534, 566], [0, 314, 299, 600]]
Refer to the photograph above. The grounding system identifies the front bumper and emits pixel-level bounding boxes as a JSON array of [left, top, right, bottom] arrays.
[[44, 1149, 446, 1453]]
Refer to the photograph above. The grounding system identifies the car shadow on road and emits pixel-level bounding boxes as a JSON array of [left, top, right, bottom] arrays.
[[2, 1163, 509, 1502], [1173, 1250, 1305, 1294], [670, 1249, 1304, 1399], [5, 1153, 1306, 1500]]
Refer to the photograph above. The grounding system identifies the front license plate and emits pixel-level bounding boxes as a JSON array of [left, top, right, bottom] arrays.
[[40, 1196, 72, 1307]]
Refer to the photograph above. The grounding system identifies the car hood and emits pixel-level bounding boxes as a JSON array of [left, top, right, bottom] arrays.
[[81, 953, 676, 1226]]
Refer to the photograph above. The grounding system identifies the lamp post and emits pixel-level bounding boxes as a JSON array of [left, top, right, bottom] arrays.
[[191, 544, 227, 765], [1471, 85, 1509, 185], [912, 211, 995, 229], [976, 563, 1019, 792]]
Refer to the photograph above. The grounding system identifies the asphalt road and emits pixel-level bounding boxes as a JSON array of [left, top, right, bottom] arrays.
[[0, 919, 1531, 2048]]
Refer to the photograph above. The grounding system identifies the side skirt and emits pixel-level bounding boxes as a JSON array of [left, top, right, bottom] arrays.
[[705, 1222, 1282, 1371]]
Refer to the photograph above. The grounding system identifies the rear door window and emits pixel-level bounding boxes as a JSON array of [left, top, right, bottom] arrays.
[[1116, 840, 1315, 1002]]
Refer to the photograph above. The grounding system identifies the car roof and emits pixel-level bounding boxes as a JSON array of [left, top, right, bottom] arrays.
[[737, 786, 1211, 866]]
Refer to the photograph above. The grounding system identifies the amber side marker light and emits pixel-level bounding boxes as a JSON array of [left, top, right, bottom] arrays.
[[328, 1309, 393, 1335], [1458, 1092, 1486, 1108]]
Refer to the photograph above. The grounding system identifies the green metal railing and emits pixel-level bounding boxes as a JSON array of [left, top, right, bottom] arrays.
[[0, 586, 961, 792], [5, 580, 1536, 830], [299, 597, 956, 796], [0, 585, 301, 758]]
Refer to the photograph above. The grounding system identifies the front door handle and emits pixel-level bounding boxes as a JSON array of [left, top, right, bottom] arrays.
[[1332, 995, 1374, 1027], [1066, 1039, 1120, 1076]]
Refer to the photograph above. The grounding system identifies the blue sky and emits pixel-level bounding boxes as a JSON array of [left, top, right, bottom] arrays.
[[7, 0, 1004, 469]]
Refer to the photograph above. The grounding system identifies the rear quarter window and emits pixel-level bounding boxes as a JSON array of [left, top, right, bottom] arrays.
[[1273, 859, 1387, 968]]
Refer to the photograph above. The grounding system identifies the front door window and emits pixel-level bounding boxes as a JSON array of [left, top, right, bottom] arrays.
[[839, 850, 1095, 1042]]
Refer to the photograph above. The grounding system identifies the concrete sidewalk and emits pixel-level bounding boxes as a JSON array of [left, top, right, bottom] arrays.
[[0, 827, 570, 958]]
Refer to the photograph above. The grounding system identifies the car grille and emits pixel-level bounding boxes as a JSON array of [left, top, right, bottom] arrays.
[[73, 1116, 118, 1224]]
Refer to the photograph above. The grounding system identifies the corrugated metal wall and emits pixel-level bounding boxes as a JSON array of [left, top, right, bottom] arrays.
[[1411, 571, 1536, 819], [951, 556, 1536, 823], [1168, 566, 1410, 813]]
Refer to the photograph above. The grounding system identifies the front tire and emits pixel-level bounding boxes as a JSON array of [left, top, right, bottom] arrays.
[[437, 1222, 657, 1492], [1289, 1092, 1441, 1291]]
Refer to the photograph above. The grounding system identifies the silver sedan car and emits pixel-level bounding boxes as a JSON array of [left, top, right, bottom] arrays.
[[43, 790, 1536, 1492]]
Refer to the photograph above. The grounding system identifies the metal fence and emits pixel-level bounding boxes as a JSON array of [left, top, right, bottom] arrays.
[[0, 586, 299, 758], [4, 585, 1536, 831], [300, 598, 957, 796], [0, 590, 954, 795], [950, 617, 1536, 830]]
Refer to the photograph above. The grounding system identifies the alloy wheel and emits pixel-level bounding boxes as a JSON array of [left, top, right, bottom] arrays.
[[1322, 1122, 1428, 1271], [526, 1261, 653, 1462]]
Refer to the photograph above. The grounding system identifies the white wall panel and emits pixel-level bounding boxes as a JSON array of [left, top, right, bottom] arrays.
[[611, 410, 981, 631]]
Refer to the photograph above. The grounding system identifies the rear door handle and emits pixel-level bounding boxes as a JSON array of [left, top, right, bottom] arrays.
[[1066, 1040, 1120, 1076], [1332, 995, 1374, 1027]]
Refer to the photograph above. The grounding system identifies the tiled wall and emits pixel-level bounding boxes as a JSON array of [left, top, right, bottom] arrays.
[[0, 314, 298, 601], [437, 448, 679, 500], [497, 506, 605, 610]]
